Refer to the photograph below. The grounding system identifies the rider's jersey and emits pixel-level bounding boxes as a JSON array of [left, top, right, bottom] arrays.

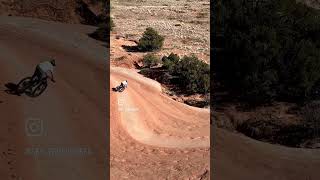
[[121, 80, 128, 87], [37, 61, 54, 78]]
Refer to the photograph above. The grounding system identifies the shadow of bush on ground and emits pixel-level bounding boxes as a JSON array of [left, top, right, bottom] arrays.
[[88, 25, 109, 43], [121, 45, 140, 52]]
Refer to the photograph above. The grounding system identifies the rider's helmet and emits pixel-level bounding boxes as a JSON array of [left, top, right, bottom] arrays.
[[50, 59, 56, 66]]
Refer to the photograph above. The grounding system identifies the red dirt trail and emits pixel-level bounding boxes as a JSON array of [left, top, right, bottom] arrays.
[[1, 16, 319, 180]]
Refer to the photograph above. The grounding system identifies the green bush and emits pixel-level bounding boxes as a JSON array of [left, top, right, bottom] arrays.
[[215, 0, 320, 103], [139, 68, 150, 76], [89, 16, 114, 42], [161, 53, 210, 94], [162, 53, 180, 72], [138, 27, 164, 51], [143, 53, 160, 68], [281, 40, 320, 99], [173, 55, 210, 94], [110, 16, 115, 31]]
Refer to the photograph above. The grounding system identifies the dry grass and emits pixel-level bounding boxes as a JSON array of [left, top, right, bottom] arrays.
[[111, 0, 210, 62]]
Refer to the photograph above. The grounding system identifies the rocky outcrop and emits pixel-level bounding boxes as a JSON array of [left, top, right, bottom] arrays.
[[0, 0, 105, 25]]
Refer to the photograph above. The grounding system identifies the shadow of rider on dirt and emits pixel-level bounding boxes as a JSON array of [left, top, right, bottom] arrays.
[[5, 59, 56, 97]]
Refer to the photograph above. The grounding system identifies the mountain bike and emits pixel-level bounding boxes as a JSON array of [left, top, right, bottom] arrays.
[[16, 76, 49, 97]]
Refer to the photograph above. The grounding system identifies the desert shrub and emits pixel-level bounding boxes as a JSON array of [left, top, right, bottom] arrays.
[[89, 23, 108, 42], [172, 55, 210, 94], [89, 15, 114, 42], [96, 13, 114, 29], [215, 0, 320, 104], [141, 52, 210, 94], [142, 53, 160, 68], [162, 53, 180, 71], [139, 68, 150, 76], [138, 27, 164, 51], [160, 72, 174, 84], [279, 40, 320, 99], [302, 101, 320, 138], [110, 16, 115, 31], [96, 0, 107, 3]]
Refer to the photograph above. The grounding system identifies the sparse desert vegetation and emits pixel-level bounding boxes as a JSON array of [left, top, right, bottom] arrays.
[[111, 0, 210, 108], [142, 53, 161, 67], [89, 23, 109, 42], [111, 0, 210, 62], [214, 0, 320, 148], [140, 53, 210, 94], [215, 0, 320, 104], [138, 27, 164, 51]]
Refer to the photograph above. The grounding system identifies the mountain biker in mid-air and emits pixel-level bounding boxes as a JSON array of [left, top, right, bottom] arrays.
[[32, 59, 56, 83]]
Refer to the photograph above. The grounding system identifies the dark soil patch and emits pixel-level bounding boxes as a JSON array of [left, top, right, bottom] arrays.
[[236, 118, 316, 148], [213, 101, 320, 148]]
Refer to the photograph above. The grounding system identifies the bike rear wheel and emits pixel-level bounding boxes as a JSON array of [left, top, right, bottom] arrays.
[[118, 86, 125, 92], [17, 77, 33, 94], [29, 80, 47, 97]]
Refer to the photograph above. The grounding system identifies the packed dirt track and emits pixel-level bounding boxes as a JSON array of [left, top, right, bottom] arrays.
[[110, 67, 211, 179], [0, 16, 108, 180], [110, 67, 210, 149], [1, 14, 319, 180], [214, 127, 320, 179], [0, 15, 210, 179]]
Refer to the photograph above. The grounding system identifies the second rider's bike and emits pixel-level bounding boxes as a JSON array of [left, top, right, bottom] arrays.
[[16, 76, 49, 97]]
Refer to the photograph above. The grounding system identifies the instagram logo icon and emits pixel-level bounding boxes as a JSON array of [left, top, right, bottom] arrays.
[[25, 118, 44, 136]]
